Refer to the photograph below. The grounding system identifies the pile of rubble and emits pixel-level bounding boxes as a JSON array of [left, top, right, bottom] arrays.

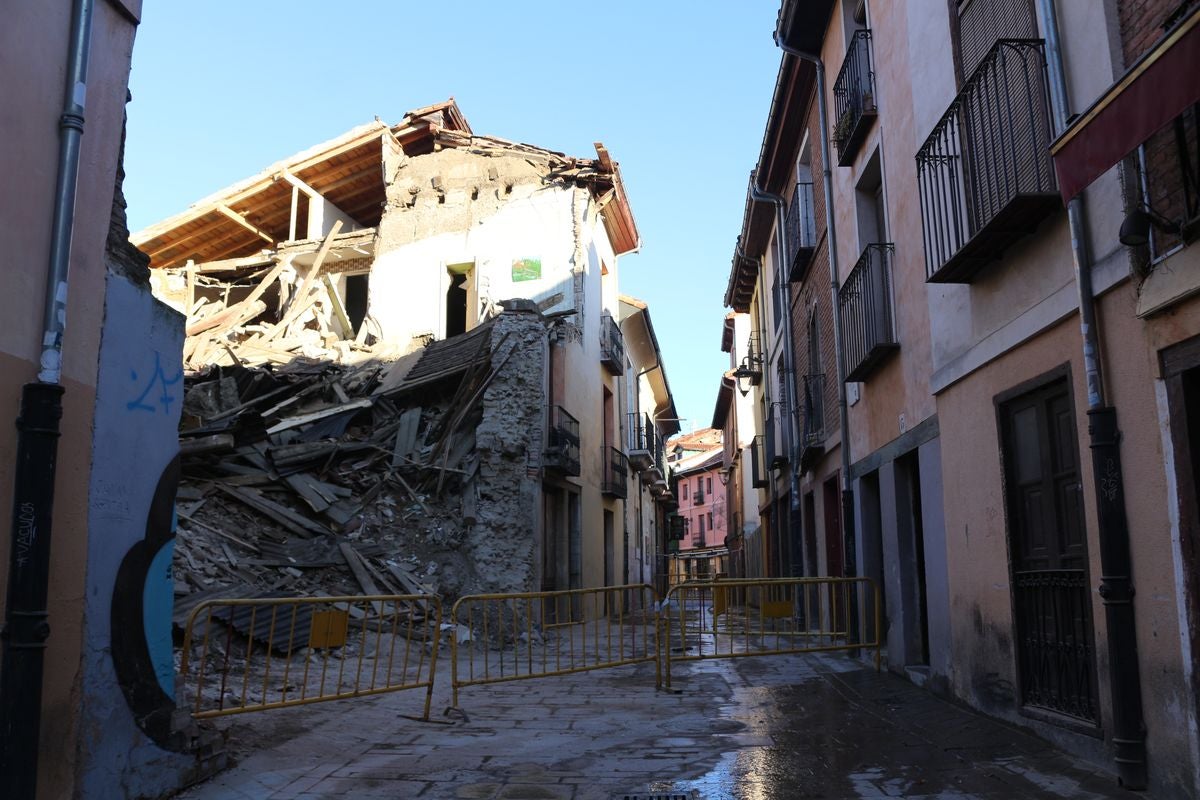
[[155, 222, 383, 373], [171, 318, 509, 630]]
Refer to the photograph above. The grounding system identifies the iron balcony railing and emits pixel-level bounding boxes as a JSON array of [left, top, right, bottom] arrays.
[[916, 39, 1059, 283], [802, 373, 826, 447], [600, 315, 624, 374], [839, 244, 898, 382], [544, 406, 581, 476], [832, 30, 878, 166], [693, 489, 705, 505], [626, 412, 664, 473], [785, 182, 818, 282], [601, 446, 628, 498], [1012, 568, 1098, 722]]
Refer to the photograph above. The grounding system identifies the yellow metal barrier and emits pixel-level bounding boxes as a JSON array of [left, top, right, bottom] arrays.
[[180, 594, 442, 719], [450, 584, 659, 707], [661, 577, 882, 689]]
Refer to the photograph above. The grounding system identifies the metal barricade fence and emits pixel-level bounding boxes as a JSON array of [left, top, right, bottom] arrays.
[[180, 594, 442, 719], [661, 577, 881, 689], [449, 584, 659, 707]]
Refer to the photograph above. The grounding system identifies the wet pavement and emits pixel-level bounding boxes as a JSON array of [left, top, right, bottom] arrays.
[[175, 651, 1138, 799]]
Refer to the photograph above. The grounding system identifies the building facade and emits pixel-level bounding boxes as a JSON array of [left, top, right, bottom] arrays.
[[667, 433, 728, 583], [1, 2, 224, 798], [718, 0, 1200, 794], [135, 101, 678, 611]]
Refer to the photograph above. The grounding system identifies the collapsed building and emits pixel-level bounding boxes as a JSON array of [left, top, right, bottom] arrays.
[[133, 100, 681, 611]]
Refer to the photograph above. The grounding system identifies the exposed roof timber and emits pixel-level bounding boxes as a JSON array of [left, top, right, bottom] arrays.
[[598, 143, 640, 255], [132, 121, 390, 245], [217, 204, 275, 245], [134, 99, 640, 269], [180, 254, 276, 274]]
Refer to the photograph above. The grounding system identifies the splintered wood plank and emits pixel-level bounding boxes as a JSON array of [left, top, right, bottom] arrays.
[[391, 407, 422, 467], [216, 484, 328, 538], [265, 398, 373, 435], [338, 543, 389, 614], [322, 275, 354, 339], [179, 433, 235, 456], [185, 299, 267, 337], [284, 472, 332, 512], [262, 219, 343, 344]]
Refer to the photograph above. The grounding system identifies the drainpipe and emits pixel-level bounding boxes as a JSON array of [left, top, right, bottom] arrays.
[[0, 1, 94, 798], [774, 37, 857, 594], [1038, 0, 1146, 788], [744, 179, 801, 582]]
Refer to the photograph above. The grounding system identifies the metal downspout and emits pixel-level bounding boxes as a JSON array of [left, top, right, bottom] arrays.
[[1038, 0, 1146, 787], [0, 1, 94, 797], [774, 37, 857, 590], [749, 180, 803, 578]]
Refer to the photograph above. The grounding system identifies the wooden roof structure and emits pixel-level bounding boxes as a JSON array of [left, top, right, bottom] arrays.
[[133, 99, 639, 269]]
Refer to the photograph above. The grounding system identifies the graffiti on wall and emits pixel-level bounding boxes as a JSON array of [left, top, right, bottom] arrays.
[[126, 350, 182, 414], [110, 454, 181, 748]]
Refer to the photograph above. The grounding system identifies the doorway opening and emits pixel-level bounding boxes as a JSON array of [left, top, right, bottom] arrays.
[[343, 274, 369, 336], [897, 451, 930, 666], [444, 262, 475, 338]]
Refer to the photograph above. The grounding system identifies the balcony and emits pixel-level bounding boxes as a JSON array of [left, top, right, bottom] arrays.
[[626, 412, 659, 472], [543, 406, 580, 477], [785, 182, 818, 283], [600, 315, 625, 374], [916, 39, 1059, 283], [601, 446, 628, 498], [765, 404, 789, 470], [832, 30, 878, 167], [800, 373, 826, 471], [839, 244, 898, 382], [750, 435, 769, 489], [693, 489, 705, 505]]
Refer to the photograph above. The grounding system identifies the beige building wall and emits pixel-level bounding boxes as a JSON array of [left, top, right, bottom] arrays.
[[916, 0, 1196, 793], [0, 2, 142, 797], [820, 0, 938, 459]]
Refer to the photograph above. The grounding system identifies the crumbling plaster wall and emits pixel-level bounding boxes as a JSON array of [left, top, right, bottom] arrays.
[[370, 148, 581, 346], [371, 144, 629, 599], [73, 101, 222, 798], [466, 306, 548, 595]]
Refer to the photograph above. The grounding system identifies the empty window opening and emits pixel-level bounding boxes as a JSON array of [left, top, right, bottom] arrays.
[[855, 148, 887, 248], [444, 262, 476, 339], [345, 274, 369, 335], [446, 272, 468, 337]]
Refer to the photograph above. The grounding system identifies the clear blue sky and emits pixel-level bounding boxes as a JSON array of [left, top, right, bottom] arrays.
[[124, 1, 782, 432]]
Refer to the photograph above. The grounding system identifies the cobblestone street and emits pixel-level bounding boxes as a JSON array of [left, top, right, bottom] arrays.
[[176, 652, 1138, 800]]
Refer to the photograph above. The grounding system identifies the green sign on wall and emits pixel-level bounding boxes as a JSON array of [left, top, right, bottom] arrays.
[[511, 257, 541, 282]]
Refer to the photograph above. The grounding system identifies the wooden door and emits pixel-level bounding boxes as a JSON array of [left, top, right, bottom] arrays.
[[1000, 377, 1098, 721]]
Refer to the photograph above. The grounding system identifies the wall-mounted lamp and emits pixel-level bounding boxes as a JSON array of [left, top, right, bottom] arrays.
[[717, 465, 733, 486], [731, 365, 756, 397], [1119, 206, 1181, 247]]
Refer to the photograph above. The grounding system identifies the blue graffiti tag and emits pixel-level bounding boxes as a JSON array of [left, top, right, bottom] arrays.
[[126, 351, 183, 414]]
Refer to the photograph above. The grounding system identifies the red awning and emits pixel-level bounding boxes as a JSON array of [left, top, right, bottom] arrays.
[[1051, 8, 1200, 202]]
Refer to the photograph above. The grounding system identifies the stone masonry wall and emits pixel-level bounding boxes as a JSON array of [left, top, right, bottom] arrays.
[[463, 304, 548, 596]]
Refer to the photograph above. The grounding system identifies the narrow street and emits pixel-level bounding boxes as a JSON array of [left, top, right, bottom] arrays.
[[178, 652, 1134, 800]]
